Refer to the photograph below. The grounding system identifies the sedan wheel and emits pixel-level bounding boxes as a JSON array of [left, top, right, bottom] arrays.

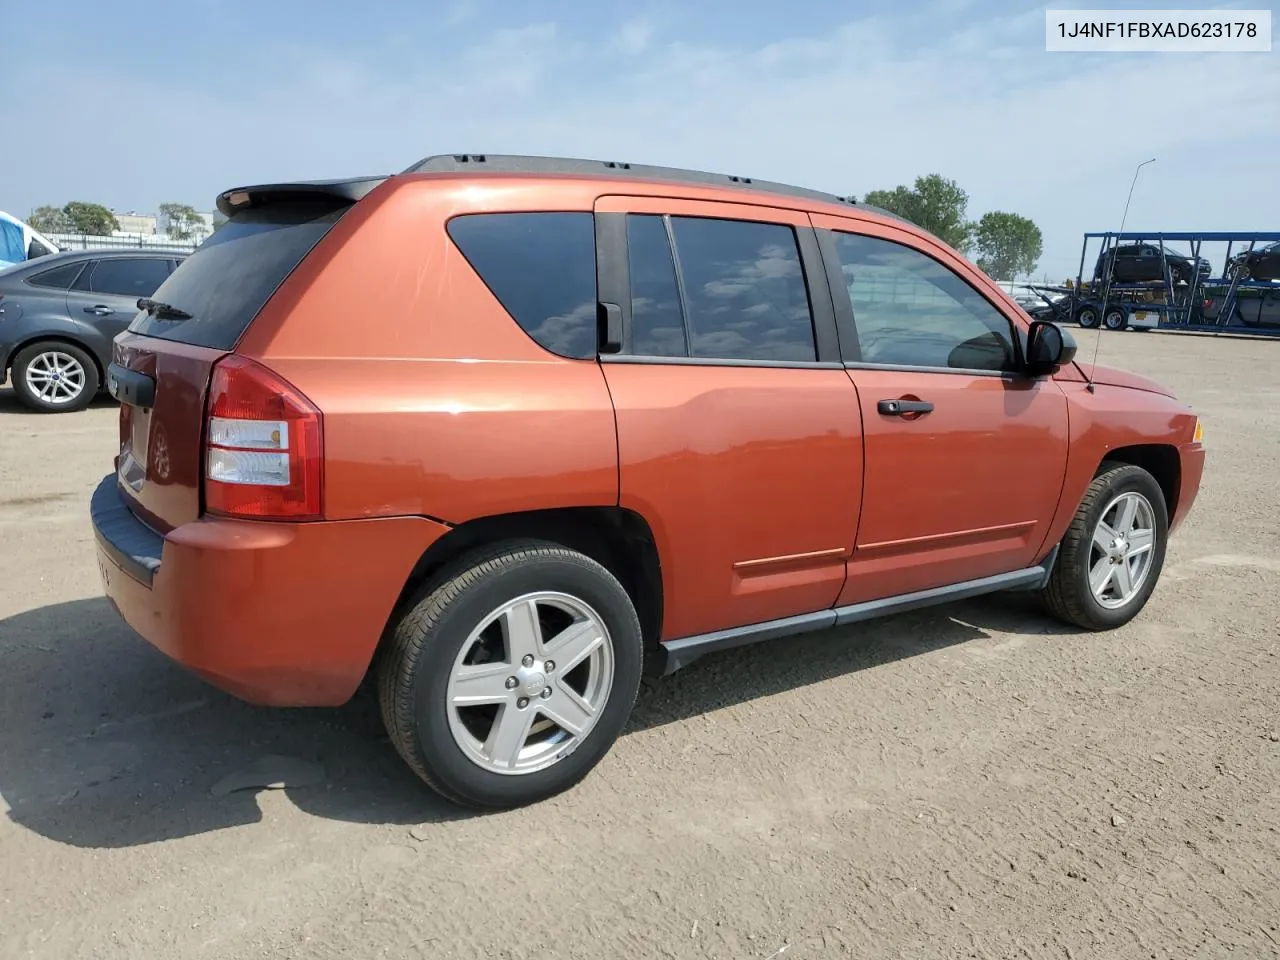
[[11, 341, 100, 413]]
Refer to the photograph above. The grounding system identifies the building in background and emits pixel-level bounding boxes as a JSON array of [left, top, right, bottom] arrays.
[[111, 210, 157, 236]]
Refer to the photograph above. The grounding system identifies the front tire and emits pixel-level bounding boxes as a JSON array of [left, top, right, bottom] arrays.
[[1041, 463, 1168, 630], [11, 341, 99, 413], [378, 541, 643, 809]]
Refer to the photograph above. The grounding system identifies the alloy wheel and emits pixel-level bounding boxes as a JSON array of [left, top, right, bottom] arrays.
[[1089, 491, 1157, 609], [24, 350, 87, 406], [445, 591, 614, 775]]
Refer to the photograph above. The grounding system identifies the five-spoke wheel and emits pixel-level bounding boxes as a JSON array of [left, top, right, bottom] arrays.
[[446, 592, 614, 775], [1042, 462, 1169, 630], [379, 541, 642, 809]]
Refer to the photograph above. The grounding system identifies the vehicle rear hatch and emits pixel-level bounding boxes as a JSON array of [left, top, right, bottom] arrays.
[[109, 177, 386, 532]]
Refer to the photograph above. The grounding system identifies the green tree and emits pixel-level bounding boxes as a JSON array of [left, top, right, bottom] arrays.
[[28, 205, 71, 234], [974, 211, 1043, 281], [62, 202, 119, 236], [863, 174, 975, 252], [159, 202, 208, 241]]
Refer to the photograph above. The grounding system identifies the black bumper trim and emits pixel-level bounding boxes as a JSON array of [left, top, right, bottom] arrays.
[[90, 475, 163, 587]]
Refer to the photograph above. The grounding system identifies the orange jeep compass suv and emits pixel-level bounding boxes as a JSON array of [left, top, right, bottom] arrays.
[[92, 154, 1205, 809]]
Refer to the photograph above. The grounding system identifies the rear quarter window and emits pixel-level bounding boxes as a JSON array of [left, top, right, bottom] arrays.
[[26, 261, 86, 289], [446, 212, 598, 359], [128, 201, 347, 350]]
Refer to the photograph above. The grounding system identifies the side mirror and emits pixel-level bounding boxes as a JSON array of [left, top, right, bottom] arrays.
[[1025, 320, 1077, 375]]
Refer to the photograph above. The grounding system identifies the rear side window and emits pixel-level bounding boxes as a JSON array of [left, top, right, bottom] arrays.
[[626, 215, 687, 357], [128, 201, 348, 349], [622, 214, 817, 363], [447, 212, 598, 359], [671, 217, 816, 362], [87, 258, 172, 297], [27, 262, 86, 289]]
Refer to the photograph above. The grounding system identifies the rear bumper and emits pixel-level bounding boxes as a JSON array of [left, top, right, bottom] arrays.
[[91, 475, 451, 706], [1171, 440, 1205, 534]]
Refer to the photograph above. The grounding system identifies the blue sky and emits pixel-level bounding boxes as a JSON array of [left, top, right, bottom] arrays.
[[3, 0, 1277, 279]]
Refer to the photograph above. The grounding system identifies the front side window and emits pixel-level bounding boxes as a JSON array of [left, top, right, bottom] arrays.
[[831, 231, 1016, 372], [447, 212, 598, 359], [88, 258, 172, 297], [0, 220, 24, 264]]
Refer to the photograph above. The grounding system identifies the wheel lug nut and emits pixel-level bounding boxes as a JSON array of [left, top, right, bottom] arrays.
[[544, 660, 555, 672], [540, 687, 552, 699], [505, 676, 518, 689], [521, 654, 534, 667], [517, 697, 529, 709]]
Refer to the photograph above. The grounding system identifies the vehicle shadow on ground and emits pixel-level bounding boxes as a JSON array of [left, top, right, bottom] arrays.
[[0, 594, 1079, 848], [0, 386, 117, 415]]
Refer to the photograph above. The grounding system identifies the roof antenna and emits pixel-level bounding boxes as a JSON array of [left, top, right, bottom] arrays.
[[1088, 157, 1156, 392]]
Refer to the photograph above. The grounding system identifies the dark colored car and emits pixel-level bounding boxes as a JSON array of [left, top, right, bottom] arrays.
[[91, 153, 1204, 810], [1227, 241, 1280, 282], [1094, 243, 1211, 286], [0, 249, 186, 412]]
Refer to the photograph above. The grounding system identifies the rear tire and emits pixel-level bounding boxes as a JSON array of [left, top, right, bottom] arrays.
[[1103, 306, 1128, 331], [378, 540, 643, 809], [1041, 463, 1168, 631], [1076, 304, 1101, 329], [11, 341, 99, 413]]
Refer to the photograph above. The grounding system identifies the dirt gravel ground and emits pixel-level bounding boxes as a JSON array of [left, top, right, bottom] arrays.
[[1, 330, 1278, 960]]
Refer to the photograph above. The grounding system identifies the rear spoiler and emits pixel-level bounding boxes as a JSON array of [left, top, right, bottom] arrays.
[[215, 176, 389, 217]]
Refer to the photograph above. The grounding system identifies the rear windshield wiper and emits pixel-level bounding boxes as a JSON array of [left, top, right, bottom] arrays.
[[136, 297, 192, 320]]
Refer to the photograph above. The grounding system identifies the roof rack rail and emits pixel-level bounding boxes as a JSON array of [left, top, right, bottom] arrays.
[[401, 153, 906, 223]]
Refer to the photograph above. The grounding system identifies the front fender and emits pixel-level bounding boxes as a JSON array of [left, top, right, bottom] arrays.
[[1043, 381, 1200, 545]]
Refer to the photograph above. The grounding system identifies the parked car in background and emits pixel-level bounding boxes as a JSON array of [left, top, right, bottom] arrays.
[[1227, 241, 1280, 282], [91, 154, 1204, 810], [1202, 289, 1280, 328], [0, 249, 186, 411], [0, 210, 60, 269], [1094, 243, 1211, 286]]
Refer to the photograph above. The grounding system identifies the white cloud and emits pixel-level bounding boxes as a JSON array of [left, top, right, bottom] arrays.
[[5, 8, 1278, 279], [616, 18, 654, 56]]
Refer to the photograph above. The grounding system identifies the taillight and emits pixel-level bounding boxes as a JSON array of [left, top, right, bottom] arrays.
[[204, 355, 323, 520]]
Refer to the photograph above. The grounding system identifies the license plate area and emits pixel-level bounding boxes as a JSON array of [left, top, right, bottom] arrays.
[[118, 402, 151, 493]]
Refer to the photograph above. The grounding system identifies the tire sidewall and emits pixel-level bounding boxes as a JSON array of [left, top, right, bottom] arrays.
[[409, 552, 642, 807], [1073, 467, 1169, 628], [1103, 308, 1127, 331], [13, 342, 100, 413], [1077, 306, 1100, 328]]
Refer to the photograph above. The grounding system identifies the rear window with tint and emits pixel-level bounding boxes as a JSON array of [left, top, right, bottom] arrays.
[[446, 212, 598, 359], [27, 261, 86, 289], [128, 201, 347, 349]]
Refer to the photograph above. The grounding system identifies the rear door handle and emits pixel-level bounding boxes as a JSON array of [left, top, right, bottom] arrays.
[[877, 398, 934, 416], [85, 305, 114, 316]]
